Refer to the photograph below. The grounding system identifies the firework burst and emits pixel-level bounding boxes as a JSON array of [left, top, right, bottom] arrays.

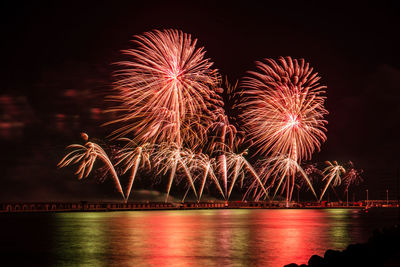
[[58, 134, 125, 200], [343, 161, 363, 190], [319, 161, 346, 201], [57, 31, 347, 204], [182, 153, 225, 201], [342, 161, 363, 205], [240, 57, 327, 159], [207, 112, 238, 198], [107, 29, 219, 148], [115, 138, 152, 201], [223, 149, 268, 200], [206, 79, 263, 200], [239, 57, 327, 204], [245, 155, 317, 202], [152, 142, 198, 201], [102, 29, 222, 200]]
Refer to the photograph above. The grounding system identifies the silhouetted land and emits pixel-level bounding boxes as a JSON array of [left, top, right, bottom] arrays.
[[285, 223, 400, 267]]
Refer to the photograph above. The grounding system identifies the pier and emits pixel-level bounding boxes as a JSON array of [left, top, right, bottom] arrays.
[[1, 200, 398, 213]]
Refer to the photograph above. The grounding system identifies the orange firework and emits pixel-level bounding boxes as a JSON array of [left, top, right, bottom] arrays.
[[181, 152, 225, 202], [115, 138, 152, 201], [239, 57, 328, 205], [104, 29, 221, 201], [58, 133, 125, 200], [152, 142, 198, 202], [108, 29, 219, 148]]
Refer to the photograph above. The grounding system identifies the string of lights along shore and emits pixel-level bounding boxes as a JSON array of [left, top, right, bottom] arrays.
[[58, 29, 362, 204]]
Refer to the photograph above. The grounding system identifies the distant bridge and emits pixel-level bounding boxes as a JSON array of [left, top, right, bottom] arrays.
[[0, 201, 265, 212], [0, 200, 398, 213], [1, 202, 176, 213]]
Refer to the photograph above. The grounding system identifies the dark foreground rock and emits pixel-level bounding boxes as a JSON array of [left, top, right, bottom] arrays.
[[284, 224, 400, 267]]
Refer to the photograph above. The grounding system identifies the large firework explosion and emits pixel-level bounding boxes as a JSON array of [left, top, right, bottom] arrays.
[[107, 29, 223, 201], [239, 57, 328, 205], [57, 30, 362, 204], [105, 29, 223, 201], [107, 29, 220, 148]]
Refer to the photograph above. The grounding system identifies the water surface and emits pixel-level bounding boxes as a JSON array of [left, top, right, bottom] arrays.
[[1, 208, 399, 266]]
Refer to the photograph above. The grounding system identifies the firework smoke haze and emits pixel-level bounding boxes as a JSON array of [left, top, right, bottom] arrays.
[[108, 29, 220, 148]]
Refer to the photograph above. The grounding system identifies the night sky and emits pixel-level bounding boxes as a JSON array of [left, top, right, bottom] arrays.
[[1, 1, 400, 201]]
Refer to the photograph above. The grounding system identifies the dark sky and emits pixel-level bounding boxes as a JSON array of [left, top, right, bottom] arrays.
[[1, 1, 400, 201]]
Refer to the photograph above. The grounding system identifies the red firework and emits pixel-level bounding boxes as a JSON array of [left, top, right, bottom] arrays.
[[239, 57, 328, 205], [240, 56, 328, 162]]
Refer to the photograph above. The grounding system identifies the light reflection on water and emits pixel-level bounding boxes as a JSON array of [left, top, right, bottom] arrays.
[[1, 209, 398, 266]]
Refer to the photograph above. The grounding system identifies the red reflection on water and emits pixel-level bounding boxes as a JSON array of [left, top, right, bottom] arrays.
[[106, 209, 350, 267], [140, 213, 196, 266], [249, 210, 328, 266], [108, 212, 208, 266]]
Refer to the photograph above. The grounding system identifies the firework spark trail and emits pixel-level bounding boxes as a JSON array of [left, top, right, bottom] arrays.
[[244, 156, 317, 201], [58, 135, 125, 200], [193, 153, 225, 201], [319, 161, 346, 201], [239, 57, 327, 204], [181, 153, 225, 202], [219, 149, 268, 200], [152, 143, 199, 201], [205, 79, 252, 199], [115, 138, 152, 201], [225, 150, 247, 199], [207, 113, 238, 198]]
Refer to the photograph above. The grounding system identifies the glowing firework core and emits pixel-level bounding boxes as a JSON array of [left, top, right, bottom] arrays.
[[167, 65, 182, 83], [285, 114, 300, 130]]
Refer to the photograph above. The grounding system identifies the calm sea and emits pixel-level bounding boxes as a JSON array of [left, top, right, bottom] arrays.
[[1, 208, 399, 267]]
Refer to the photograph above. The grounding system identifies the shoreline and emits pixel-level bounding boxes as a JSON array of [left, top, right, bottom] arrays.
[[1, 201, 398, 213], [285, 224, 400, 267]]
